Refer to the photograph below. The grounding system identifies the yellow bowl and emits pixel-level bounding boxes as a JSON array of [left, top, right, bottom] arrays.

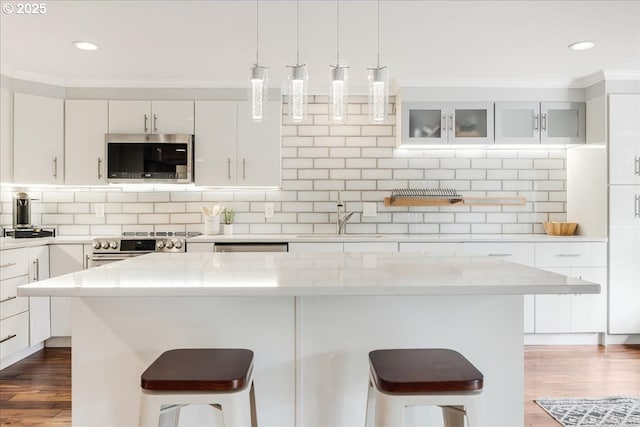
[[543, 221, 578, 236]]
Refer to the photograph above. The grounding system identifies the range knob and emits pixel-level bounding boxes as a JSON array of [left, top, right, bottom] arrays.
[[109, 241, 118, 249], [93, 241, 101, 249], [165, 240, 174, 249], [174, 240, 183, 250], [100, 241, 109, 249], [156, 240, 165, 249]]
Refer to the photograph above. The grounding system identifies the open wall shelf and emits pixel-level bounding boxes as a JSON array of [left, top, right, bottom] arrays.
[[383, 196, 526, 207]]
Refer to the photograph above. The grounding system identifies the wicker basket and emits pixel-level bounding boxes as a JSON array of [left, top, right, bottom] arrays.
[[543, 221, 578, 236]]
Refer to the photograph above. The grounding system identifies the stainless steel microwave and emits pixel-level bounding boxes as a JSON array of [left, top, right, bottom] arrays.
[[105, 134, 194, 183]]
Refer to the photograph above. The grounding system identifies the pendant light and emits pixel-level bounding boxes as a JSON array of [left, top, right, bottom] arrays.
[[329, 0, 348, 124], [287, 0, 308, 122], [367, 0, 388, 123], [249, 0, 268, 122]]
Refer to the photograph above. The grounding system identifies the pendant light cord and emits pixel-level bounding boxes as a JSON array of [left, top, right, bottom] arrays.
[[255, 0, 259, 65], [296, 0, 300, 65], [336, 0, 340, 66], [377, 0, 380, 68]]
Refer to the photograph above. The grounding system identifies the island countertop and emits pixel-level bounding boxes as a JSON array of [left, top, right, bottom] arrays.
[[18, 251, 599, 297]]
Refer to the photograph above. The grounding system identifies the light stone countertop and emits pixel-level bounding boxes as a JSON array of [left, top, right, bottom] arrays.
[[18, 251, 599, 297]]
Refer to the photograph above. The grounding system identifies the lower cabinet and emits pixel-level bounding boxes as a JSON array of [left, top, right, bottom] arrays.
[[533, 242, 607, 333], [0, 245, 51, 367], [49, 244, 91, 337]]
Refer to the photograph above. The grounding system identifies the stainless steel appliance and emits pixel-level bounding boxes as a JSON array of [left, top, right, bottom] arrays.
[[106, 134, 194, 183], [13, 192, 31, 228], [91, 235, 187, 267], [213, 243, 288, 252]]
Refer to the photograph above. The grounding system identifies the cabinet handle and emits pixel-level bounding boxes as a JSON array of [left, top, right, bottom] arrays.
[[85, 254, 90, 270], [635, 194, 640, 218], [144, 114, 149, 133], [227, 158, 231, 180], [534, 114, 539, 131], [541, 114, 547, 131], [32, 259, 40, 282], [635, 156, 640, 176], [0, 334, 17, 344], [488, 253, 512, 257], [53, 156, 58, 179], [243, 158, 247, 180], [0, 296, 17, 303], [0, 262, 16, 269], [97, 158, 103, 179], [449, 114, 453, 132], [153, 114, 158, 133], [556, 253, 581, 257]]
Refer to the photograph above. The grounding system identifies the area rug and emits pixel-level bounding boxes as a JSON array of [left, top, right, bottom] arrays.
[[536, 397, 640, 426]]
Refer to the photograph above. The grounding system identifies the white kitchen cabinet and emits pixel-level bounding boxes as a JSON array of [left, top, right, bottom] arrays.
[[195, 100, 281, 187], [608, 185, 640, 334], [343, 242, 399, 252], [0, 311, 29, 361], [398, 242, 464, 254], [185, 242, 215, 252], [49, 244, 91, 337], [13, 93, 64, 184], [65, 100, 108, 185], [609, 94, 640, 185], [28, 245, 51, 345], [495, 102, 586, 144], [108, 100, 194, 134], [534, 242, 607, 333], [398, 102, 494, 146], [1, 86, 13, 182]]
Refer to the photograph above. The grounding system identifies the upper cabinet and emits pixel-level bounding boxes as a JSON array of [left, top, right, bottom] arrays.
[[608, 94, 640, 185], [495, 102, 585, 145], [14, 93, 64, 185], [65, 100, 108, 185], [194, 100, 281, 187], [398, 102, 494, 146], [108, 100, 194, 134]]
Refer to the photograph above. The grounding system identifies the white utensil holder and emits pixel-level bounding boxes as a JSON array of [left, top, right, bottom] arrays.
[[204, 215, 220, 235]]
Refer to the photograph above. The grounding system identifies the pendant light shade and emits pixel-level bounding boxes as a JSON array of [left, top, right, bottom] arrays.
[[368, 0, 388, 124], [287, 0, 308, 122], [288, 64, 308, 122], [249, 0, 268, 122], [329, 0, 348, 124]]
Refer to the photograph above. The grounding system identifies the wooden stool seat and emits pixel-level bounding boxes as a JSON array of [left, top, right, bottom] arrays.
[[369, 348, 483, 394], [141, 348, 254, 392], [139, 348, 257, 427], [366, 348, 485, 427]]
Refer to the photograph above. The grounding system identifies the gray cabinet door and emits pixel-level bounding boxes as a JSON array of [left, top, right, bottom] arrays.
[[495, 102, 540, 144], [540, 102, 585, 144]]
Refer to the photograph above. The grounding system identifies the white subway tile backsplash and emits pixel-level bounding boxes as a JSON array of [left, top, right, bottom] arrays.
[[330, 169, 361, 180], [408, 223, 440, 234], [282, 136, 314, 147], [502, 224, 533, 234], [42, 192, 74, 203], [455, 213, 486, 223], [298, 213, 329, 223], [440, 158, 471, 169], [440, 224, 471, 234], [315, 180, 345, 191], [471, 159, 502, 169], [329, 126, 361, 136], [314, 158, 345, 169], [139, 192, 170, 202], [409, 158, 439, 169], [155, 203, 186, 213], [139, 214, 170, 224], [75, 192, 107, 203], [58, 225, 90, 235], [107, 214, 138, 224], [471, 224, 502, 234], [502, 159, 533, 169], [362, 147, 393, 158], [283, 158, 314, 169], [362, 169, 392, 180], [58, 203, 90, 214], [314, 137, 345, 147], [533, 181, 565, 191], [91, 225, 123, 236], [533, 159, 564, 169], [345, 180, 376, 191], [346, 137, 377, 147], [171, 192, 202, 202], [299, 169, 329, 180], [330, 147, 362, 158], [299, 147, 329, 158]]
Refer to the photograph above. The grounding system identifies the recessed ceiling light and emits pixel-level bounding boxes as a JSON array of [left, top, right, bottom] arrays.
[[72, 41, 98, 51], [568, 41, 595, 51]]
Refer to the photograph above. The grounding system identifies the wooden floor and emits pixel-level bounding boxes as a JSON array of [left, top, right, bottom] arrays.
[[1, 345, 638, 426]]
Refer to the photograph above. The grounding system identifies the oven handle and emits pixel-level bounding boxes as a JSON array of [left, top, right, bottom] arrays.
[[91, 254, 146, 262]]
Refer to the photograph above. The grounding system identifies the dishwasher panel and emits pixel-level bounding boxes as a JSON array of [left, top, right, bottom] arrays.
[[213, 243, 288, 253]]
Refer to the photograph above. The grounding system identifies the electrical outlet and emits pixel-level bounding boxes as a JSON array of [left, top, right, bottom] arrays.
[[94, 203, 105, 218], [264, 203, 275, 219], [362, 202, 377, 217]]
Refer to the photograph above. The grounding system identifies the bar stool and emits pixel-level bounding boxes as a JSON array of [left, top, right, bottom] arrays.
[[365, 348, 484, 427], [139, 348, 257, 427]]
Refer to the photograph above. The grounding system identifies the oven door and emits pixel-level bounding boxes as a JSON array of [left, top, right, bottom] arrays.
[[90, 253, 143, 268], [105, 134, 193, 183]]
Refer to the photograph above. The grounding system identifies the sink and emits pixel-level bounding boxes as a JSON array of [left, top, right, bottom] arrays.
[[295, 234, 387, 239]]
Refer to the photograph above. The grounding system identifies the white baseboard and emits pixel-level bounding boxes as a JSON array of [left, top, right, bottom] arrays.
[[525, 333, 603, 345], [0, 342, 44, 370], [602, 334, 640, 345], [45, 336, 71, 347]]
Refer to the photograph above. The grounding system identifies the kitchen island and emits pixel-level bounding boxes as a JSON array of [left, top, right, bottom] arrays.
[[18, 252, 599, 427]]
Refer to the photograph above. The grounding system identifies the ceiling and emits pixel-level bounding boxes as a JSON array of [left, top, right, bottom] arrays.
[[1, 0, 639, 91]]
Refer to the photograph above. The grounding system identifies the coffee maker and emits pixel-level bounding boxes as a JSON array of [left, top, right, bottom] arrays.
[[3, 192, 55, 238], [13, 192, 32, 229]]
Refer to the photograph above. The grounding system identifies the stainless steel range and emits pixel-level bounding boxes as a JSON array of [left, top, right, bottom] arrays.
[[90, 232, 197, 267]]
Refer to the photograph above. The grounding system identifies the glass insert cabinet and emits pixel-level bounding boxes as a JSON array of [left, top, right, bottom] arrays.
[[398, 101, 585, 146], [494, 102, 586, 144], [400, 102, 494, 145]]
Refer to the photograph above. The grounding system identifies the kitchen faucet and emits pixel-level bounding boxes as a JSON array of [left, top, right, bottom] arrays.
[[336, 192, 354, 235]]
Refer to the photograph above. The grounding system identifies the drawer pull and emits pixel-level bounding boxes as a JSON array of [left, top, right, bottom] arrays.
[[488, 253, 512, 257], [0, 296, 17, 303], [0, 334, 17, 344], [556, 253, 582, 257], [0, 262, 17, 269]]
